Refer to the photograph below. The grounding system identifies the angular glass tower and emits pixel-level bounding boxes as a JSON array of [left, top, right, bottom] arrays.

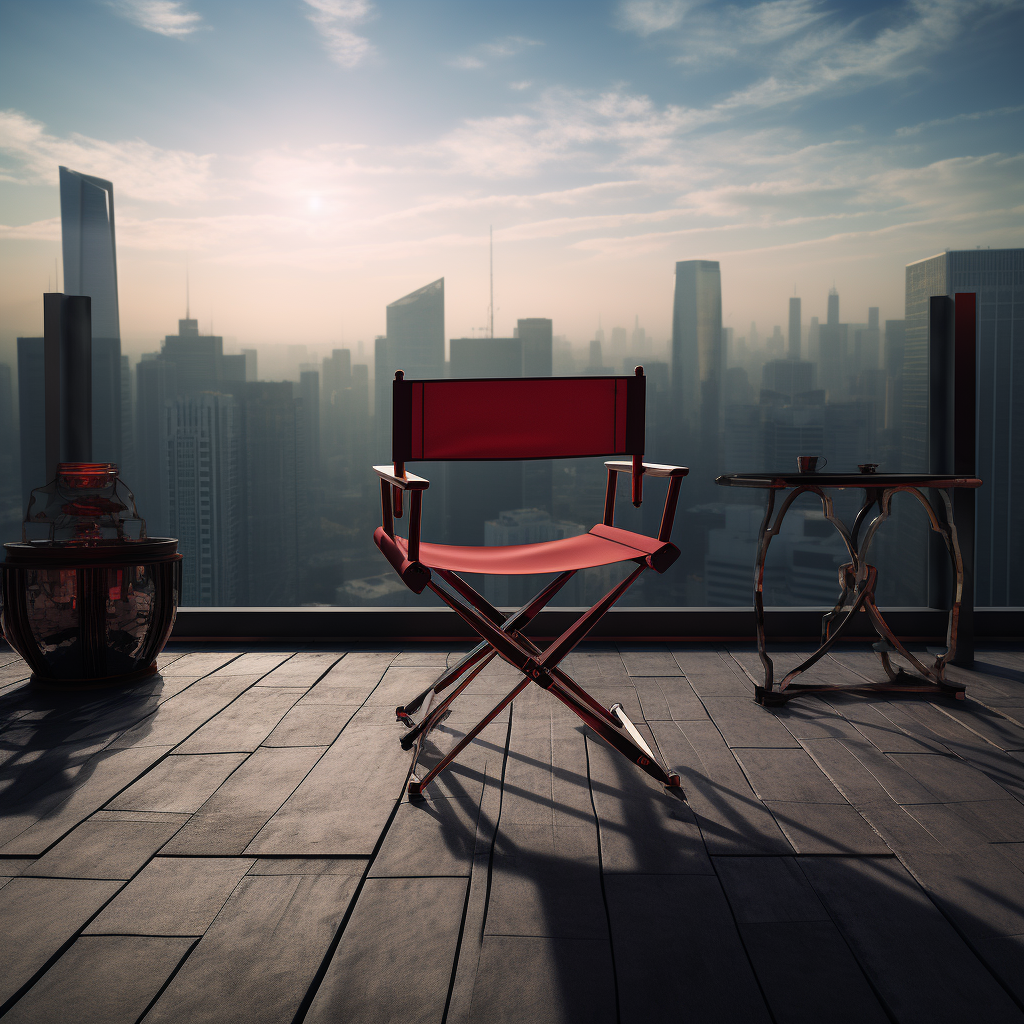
[[59, 166, 122, 466], [904, 248, 1024, 606], [671, 260, 723, 501], [671, 260, 723, 429]]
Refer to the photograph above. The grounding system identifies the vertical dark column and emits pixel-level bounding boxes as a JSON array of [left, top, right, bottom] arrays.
[[927, 296, 954, 610], [60, 295, 93, 463], [43, 294, 63, 480], [952, 292, 976, 666]]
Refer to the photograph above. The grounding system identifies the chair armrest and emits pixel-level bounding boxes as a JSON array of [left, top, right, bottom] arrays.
[[373, 466, 430, 490], [604, 461, 689, 478], [603, 461, 688, 540]]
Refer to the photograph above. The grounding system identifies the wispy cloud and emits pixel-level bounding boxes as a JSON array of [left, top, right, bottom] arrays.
[[448, 35, 542, 70], [303, 0, 376, 68], [0, 110, 214, 203], [617, 0, 691, 35], [896, 104, 1024, 136], [107, 0, 204, 37]]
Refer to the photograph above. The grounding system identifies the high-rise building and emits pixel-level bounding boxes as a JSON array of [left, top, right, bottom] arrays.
[[904, 248, 1024, 606], [376, 280, 444, 458], [516, 318, 553, 376], [134, 316, 225, 537], [161, 318, 225, 394], [788, 297, 801, 359], [237, 382, 308, 605], [165, 392, 240, 606], [386, 278, 444, 379], [671, 260, 723, 501], [818, 287, 847, 399], [135, 357, 177, 538], [59, 167, 122, 466], [672, 261, 723, 434], [827, 287, 840, 325]]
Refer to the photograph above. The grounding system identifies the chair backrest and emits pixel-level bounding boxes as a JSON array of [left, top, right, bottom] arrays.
[[392, 372, 645, 463]]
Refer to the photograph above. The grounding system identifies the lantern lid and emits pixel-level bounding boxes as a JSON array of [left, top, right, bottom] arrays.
[[23, 462, 148, 546]]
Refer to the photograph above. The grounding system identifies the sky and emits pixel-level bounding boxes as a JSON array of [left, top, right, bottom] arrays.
[[1, 0, 1022, 360]]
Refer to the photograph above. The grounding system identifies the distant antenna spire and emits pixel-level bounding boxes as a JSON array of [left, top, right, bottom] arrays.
[[55, 257, 59, 293], [186, 254, 190, 319], [488, 226, 494, 339]]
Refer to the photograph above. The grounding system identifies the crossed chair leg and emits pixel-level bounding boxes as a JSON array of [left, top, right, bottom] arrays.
[[395, 567, 683, 798]]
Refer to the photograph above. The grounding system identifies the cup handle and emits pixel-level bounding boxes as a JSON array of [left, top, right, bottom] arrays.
[[818, 457, 827, 470]]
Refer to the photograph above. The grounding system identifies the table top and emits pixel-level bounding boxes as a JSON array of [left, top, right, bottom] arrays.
[[716, 472, 983, 490]]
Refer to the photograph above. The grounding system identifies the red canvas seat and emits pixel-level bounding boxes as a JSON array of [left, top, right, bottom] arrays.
[[378, 524, 679, 575], [373, 368, 689, 797]]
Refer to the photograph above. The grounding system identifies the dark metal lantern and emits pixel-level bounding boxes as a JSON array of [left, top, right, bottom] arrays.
[[1, 462, 181, 687]]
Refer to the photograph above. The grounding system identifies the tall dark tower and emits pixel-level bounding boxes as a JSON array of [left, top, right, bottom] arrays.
[[827, 287, 840, 325], [788, 297, 801, 359], [59, 166, 122, 466], [671, 261, 723, 501], [671, 260, 723, 433]]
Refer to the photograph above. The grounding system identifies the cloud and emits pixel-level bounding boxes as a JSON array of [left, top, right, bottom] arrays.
[[896, 104, 1024, 136], [618, 0, 691, 35], [0, 110, 214, 204], [303, 0, 375, 67], [448, 35, 542, 70], [106, 0, 204, 37]]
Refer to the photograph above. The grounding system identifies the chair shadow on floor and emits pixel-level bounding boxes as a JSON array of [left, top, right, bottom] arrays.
[[406, 695, 1024, 1024]]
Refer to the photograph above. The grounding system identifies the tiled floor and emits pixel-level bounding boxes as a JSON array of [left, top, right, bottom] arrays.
[[2, 643, 1024, 1022]]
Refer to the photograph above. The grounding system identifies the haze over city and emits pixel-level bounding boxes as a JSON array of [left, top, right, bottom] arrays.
[[2, 0, 1022, 357]]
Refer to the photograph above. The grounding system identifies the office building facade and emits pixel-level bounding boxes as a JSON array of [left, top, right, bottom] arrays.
[[904, 248, 1024, 606]]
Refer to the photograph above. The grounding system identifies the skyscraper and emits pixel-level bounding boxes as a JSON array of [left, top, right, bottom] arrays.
[[59, 166, 121, 466], [904, 248, 1024, 605], [788, 297, 801, 359], [672, 260, 723, 433], [135, 357, 177, 538], [671, 260, 723, 502], [827, 287, 839, 326], [376, 280, 444, 458], [819, 287, 847, 398], [160, 318, 225, 393], [238, 382, 309, 605], [386, 278, 444, 380], [516, 318, 553, 376], [165, 392, 240, 606]]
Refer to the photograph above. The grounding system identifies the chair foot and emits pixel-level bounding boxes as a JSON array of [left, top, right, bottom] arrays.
[[407, 778, 424, 799], [666, 773, 681, 789], [396, 708, 416, 728]]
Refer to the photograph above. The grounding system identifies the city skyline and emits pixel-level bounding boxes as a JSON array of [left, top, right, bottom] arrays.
[[2, 0, 1022, 355]]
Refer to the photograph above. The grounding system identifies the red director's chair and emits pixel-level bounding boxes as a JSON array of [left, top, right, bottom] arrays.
[[373, 367, 688, 798]]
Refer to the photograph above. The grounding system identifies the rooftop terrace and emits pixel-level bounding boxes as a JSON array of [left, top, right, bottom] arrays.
[[2, 642, 1024, 1023]]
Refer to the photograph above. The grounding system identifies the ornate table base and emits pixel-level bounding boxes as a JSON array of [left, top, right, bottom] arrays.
[[749, 481, 970, 706]]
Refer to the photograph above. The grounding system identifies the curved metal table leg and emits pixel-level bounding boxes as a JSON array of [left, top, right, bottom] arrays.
[[753, 486, 859, 706], [752, 482, 971, 705]]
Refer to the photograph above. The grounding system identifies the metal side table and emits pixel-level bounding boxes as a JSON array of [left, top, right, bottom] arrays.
[[714, 471, 982, 706]]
